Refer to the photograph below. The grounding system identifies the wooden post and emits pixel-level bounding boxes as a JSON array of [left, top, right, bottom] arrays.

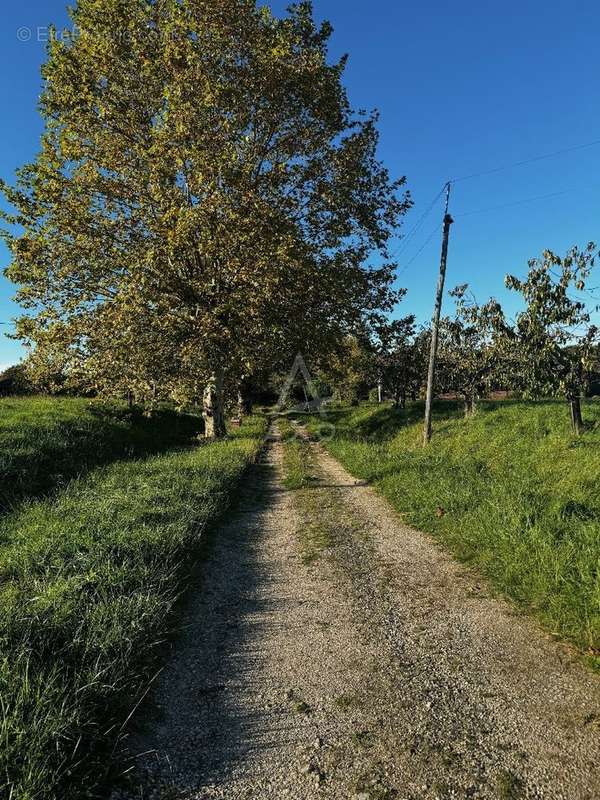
[[423, 182, 453, 446]]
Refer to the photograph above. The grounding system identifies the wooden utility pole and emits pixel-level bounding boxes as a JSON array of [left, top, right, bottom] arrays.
[[423, 182, 453, 446]]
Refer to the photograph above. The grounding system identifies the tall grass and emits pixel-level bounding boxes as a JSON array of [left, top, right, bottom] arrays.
[[0, 396, 203, 514], [0, 415, 267, 800], [306, 400, 600, 662]]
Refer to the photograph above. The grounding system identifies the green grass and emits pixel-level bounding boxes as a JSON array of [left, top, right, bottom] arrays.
[[0, 396, 203, 513], [278, 417, 339, 563], [279, 417, 318, 490], [0, 414, 267, 800], [304, 400, 600, 662]]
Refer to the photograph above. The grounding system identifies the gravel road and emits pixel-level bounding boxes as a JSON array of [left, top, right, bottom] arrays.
[[113, 426, 600, 800]]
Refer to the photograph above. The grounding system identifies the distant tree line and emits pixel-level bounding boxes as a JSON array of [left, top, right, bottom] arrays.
[[313, 242, 599, 435]]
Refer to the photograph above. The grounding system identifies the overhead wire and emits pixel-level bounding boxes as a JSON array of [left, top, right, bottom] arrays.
[[396, 135, 600, 279], [389, 183, 446, 260], [454, 189, 571, 218], [450, 137, 600, 184], [397, 223, 441, 279]]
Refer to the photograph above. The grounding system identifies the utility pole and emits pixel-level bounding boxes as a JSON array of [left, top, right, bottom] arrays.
[[423, 182, 453, 446]]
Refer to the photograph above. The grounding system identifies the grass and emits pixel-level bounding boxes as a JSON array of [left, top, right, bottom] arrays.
[[278, 417, 319, 490], [0, 396, 203, 513], [278, 417, 339, 563], [0, 414, 267, 800], [302, 399, 600, 663]]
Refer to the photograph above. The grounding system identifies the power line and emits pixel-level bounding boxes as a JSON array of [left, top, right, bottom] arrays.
[[455, 188, 571, 218], [397, 222, 441, 278], [394, 136, 600, 283], [390, 184, 446, 260], [450, 137, 600, 184]]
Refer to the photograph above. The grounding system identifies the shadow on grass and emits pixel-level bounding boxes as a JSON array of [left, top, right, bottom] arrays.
[[113, 445, 295, 797], [321, 400, 465, 443], [0, 403, 203, 516]]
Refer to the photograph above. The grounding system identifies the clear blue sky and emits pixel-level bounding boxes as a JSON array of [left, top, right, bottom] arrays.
[[1, 0, 599, 368]]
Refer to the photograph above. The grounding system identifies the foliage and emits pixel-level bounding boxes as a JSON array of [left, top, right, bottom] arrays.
[[505, 243, 599, 432], [0, 414, 266, 799], [438, 286, 508, 415], [0, 364, 34, 396], [375, 316, 426, 407], [1, 0, 410, 429], [325, 333, 377, 404], [305, 400, 600, 663], [0, 396, 202, 513]]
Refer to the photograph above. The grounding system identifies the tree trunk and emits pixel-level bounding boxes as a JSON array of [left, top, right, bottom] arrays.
[[568, 394, 584, 435], [463, 394, 476, 417], [377, 377, 383, 404], [203, 367, 226, 439]]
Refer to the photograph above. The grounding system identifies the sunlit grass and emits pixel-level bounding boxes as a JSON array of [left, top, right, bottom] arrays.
[[306, 400, 600, 662]]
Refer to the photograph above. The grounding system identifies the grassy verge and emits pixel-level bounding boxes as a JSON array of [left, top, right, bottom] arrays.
[[278, 417, 337, 562], [303, 400, 600, 664], [0, 396, 203, 513], [279, 417, 318, 490], [0, 414, 267, 800]]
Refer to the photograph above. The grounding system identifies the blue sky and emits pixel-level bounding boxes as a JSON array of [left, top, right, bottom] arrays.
[[1, 1, 599, 368]]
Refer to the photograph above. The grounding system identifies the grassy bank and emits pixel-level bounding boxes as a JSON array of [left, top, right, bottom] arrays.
[[0, 396, 203, 513], [0, 414, 266, 800], [303, 400, 600, 663]]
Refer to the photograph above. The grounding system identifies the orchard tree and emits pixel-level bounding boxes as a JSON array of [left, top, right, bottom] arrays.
[[374, 314, 420, 407], [327, 332, 376, 405], [438, 286, 508, 416], [1, 0, 410, 437], [505, 243, 599, 434]]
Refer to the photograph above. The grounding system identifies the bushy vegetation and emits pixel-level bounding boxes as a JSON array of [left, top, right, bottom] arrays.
[[0, 414, 266, 800], [0, 396, 202, 514], [305, 401, 600, 662]]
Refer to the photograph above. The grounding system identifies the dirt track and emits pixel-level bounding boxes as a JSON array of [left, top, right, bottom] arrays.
[[114, 426, 600, 800]]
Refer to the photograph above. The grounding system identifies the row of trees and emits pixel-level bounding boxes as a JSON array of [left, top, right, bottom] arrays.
[[328, 242, 599, 435], [1, 1, 597, 436]]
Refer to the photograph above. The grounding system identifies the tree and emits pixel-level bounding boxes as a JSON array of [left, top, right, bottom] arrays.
[[438, 286, 508, 416], [374, 315, 421, 408], [326, 333, 376, 405], [0, 364, 35, 396], [505, 243, 599, 434], [1, 0, 410, 437]]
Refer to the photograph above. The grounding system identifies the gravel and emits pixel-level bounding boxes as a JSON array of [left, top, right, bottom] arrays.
[[113, 426, 600, 800]]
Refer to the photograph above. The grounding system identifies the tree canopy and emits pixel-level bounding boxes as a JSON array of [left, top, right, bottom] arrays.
[[1, 0, 410, 435]]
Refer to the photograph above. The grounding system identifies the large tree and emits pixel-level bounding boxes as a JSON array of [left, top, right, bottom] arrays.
[[1, 0, 410, 435]]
